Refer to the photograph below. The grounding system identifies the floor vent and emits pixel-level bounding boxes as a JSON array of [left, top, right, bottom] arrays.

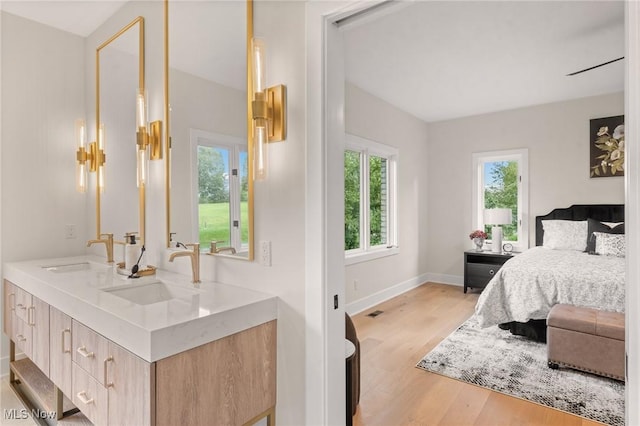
[[367, 310, 384, 318]]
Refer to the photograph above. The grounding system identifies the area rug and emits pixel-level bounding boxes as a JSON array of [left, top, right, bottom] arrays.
[[416, 315, 624, 426]]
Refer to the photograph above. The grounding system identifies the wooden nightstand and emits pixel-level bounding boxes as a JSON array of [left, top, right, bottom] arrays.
[[464, 250, 515, 293]]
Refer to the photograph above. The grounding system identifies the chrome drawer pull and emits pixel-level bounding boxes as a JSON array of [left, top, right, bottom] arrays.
[[16, 334, 26, 342], [61, 329, 71, 353], [76, 391, 94, 405], [77, 345, 95, 358], [104, 356, 114, 387], [16, 303, 25, 311]]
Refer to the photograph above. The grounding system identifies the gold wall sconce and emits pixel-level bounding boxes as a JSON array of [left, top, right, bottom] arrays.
[[136, 88, 163, 187], [251, 37, 286, 181], [75, 119, 105, 193]]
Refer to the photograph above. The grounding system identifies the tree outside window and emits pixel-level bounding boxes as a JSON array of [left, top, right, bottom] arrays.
[[344, 135, 398, 258], [473, 149, 528, 250], [197, 143, 248, 250], [483, 161, 517, 241]]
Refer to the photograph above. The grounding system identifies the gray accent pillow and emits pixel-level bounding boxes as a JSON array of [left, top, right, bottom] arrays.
[[593, 232, 625, 258], [586, 218, 624, 254]]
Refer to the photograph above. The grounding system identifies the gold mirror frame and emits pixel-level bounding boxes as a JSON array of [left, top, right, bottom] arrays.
[[164, 0, 254, 260], [96, 17, 146, 243]]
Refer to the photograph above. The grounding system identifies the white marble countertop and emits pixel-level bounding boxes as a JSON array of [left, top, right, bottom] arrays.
[[4, 255, 277, 362]]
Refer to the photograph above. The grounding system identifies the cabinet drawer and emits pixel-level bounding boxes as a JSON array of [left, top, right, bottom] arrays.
[[3, 280, 15, 335], [466, 263, 501, 286], [14, 286, 32, 323], [72, 363, 108, 426], [72, 320, 109, 384], [13, 316, 32, 358], [50, 307, 73, 397]]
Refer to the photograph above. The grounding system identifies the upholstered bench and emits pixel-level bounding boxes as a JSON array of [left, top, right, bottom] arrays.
[[547, 304, 625, 381]]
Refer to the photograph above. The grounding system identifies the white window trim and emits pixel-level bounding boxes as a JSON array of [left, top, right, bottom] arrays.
[[189, 128, 247, 252], [472, 148, 529, 252], [344, 134, 399, 264]]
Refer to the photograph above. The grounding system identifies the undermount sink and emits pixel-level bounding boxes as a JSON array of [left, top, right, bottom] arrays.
[[103, 281, 200, 305], [42, 261, 111, 273]]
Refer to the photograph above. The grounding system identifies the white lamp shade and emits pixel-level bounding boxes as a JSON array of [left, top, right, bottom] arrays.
[[484, 208, 512, 226]]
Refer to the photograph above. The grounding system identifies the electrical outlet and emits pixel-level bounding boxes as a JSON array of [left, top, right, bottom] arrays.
[[260, 240, 271, 266], [64, 224, 77, 239]]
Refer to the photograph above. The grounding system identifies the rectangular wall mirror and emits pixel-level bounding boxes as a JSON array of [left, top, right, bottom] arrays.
[[166, 0, 253, 259], [96, 17, 146, 242]]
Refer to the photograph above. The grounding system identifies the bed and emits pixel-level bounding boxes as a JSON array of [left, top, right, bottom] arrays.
[[474, 204, 625, 341]]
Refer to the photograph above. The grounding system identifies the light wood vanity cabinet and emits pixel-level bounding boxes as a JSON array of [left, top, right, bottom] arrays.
[[106, 341, 154, 426], [4, 279, 276, 426], [49, 307, 73, 397], [3, 280, 50, 375], [31, 296, 50, 377], [71, 320, 154, 426], [155, 320, 277, 426], [6, 283, 33, 357]]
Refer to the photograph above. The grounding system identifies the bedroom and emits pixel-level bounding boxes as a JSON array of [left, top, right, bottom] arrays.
[[338, 1, 626, 424]]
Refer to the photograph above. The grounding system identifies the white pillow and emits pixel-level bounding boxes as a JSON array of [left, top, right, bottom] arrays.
[[542, 220, 588, 251], [593, 232, 626, 257]]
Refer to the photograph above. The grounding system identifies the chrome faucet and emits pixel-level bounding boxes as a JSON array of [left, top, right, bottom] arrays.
[[169, 243, 200, 284], [207, 241, 237, 255], [87, 233, 114, 263]]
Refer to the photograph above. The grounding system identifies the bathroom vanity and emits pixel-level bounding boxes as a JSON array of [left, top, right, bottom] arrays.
[[3, 256, 277, 425]]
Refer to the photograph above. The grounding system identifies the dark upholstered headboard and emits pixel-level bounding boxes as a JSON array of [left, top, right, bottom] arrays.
[[535, 204, 625, 246]]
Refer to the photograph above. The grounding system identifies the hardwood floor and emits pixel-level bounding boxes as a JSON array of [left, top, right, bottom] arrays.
[[351, 283, 602, 426]]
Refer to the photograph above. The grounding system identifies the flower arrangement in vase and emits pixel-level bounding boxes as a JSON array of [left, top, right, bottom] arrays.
[[469, 230, 488, 251]]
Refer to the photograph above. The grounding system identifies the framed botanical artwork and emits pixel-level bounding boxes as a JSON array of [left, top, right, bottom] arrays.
[[590, 115, 624, 178]]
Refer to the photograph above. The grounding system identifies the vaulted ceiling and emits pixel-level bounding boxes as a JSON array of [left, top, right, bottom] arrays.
[[343, 1, 625, 122]]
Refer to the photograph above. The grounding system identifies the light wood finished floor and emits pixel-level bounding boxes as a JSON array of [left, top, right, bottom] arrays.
[[351, 283, 603, 426]]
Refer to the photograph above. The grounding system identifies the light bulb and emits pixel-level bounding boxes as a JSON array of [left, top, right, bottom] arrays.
[[98, 124, 105, 193], [254, 120, 268, 181], [252, 38, 266, 94], [136, 88, 147, 132]]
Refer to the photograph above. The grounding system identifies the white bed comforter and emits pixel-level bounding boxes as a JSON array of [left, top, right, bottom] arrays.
[[475, 246, 625, 328]]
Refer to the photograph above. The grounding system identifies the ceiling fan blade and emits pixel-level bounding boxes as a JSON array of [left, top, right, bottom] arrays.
[[566, 57, 625, 76]]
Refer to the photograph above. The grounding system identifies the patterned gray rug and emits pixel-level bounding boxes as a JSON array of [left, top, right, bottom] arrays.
[[417, 315, 624, 426]]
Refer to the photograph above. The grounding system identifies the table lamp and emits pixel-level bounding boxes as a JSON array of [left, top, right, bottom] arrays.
[[484, 208, 512, 253]]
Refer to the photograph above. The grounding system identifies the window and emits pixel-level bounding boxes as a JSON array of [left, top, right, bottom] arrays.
[[191, 130, 248, 253], [344, 134, 398, 264], [472, 149, 529, 250]]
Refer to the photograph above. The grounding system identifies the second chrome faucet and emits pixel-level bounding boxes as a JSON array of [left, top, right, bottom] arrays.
[[169, 243, 200, 284]]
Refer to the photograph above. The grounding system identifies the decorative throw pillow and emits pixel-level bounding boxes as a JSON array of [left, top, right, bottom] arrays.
[[586, 218, 625, 253], [593, 232, 626, 257], [542, 220, 588, 251]]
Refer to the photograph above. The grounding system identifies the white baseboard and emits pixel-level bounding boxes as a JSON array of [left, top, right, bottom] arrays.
[[425, 273, 463, 287], [345, 272, 464, 316]]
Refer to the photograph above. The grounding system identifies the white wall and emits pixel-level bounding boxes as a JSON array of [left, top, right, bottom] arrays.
[[344, 83, 429, 309], [0, 12, 87, 374], [427, 92, 625, 280], [0, 12, 87, 262]]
